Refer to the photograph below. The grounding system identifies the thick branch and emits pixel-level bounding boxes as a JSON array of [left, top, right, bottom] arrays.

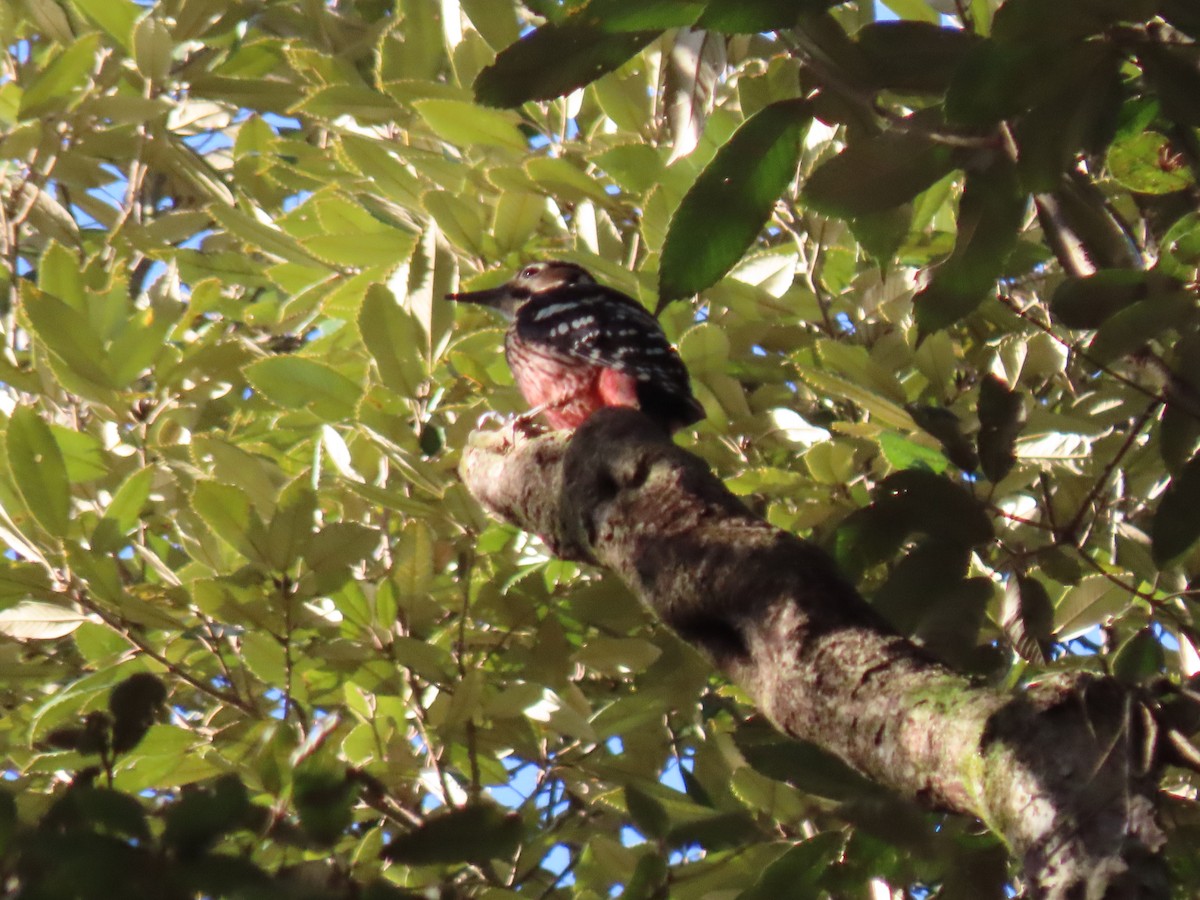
[[460, 409, 1167, 899]]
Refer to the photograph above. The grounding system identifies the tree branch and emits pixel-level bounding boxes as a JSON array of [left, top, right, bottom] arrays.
[[460, 409, 1169, 899]]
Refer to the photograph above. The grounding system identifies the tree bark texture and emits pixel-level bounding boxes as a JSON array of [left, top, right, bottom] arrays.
[[459, 409, 1168, 899]]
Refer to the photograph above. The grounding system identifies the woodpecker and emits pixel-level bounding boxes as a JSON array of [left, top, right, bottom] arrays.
[[446, 261, 704, 433]]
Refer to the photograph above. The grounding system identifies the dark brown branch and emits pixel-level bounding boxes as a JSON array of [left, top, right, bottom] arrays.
[[460, 409, 1170, 899]]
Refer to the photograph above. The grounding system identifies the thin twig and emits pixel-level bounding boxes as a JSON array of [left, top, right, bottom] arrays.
[[69, 581, 257, 715], [1061, 400, 1161, 541]]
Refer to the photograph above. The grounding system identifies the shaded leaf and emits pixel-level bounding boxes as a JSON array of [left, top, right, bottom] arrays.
[[856, 22, 983, 94], [1139, 43, 1200, 127], [1050, 270, 1183, 329], [1112, 627, 1164, 684], [294, 767, 358, 845], [474, 18, 657, 108], [660, 98, 811, 301], [907, 405, 979, 472], [1002, 575, 1054, 663], [108, 673, 167, 754], [977, 374, 1025, 483], [737, 833, 843, 900], [1153, 454, 1200, 564], [802, 129, 955, 220], [1085, 292, 1195, 363], [699, 0, 833, 32], [381, 803, 522, 863], [915, 161, 1027, 335], [163, 774, 254, 858], [876, 469, 994, 547], [625, 784, 670, 839]]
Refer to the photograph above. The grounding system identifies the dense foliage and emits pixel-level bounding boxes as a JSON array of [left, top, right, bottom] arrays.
[[0, 0, 1199, 896]]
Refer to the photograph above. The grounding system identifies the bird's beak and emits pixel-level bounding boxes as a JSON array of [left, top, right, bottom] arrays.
[[444, 285, 509, 307], [445, 283, 523, 318]]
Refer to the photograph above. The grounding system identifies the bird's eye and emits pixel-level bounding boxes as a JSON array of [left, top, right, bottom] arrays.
[[521, 266, 540, 278]]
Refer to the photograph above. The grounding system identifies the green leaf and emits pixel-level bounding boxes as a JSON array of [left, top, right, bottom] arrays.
[[108, 305, 177, 387], [265, 481, 316, 572], [660, 98, 811, 300], [415, 98, 529, 151], [92, 466, 155, 553], [6, 406, 71, 537], [244, 357, 363, 421], [133, 15, 173, 83], [915, 161, 1027, 335], [19, 34, 101, 119], [71, 0, 140, 51], [1160, 213, 1200, 281], [802, 129, 955, 220], [625, 784, 670, 839], [240, 631, 288, 684], [1107, 132, 1196, 195], [381, 803, 523, 863], [1153, 454, 1200, 564], [473, 18, 657, 108], [21, 285, 114, 390], [738, 833, 844, 899], [192, 481, 269, 566], [50, 425, 108, 483], [525, 157, 615, 204], [1054, 575, 1128, 637], [422, 190, 488, 254], [1112, 627, 1164, 684]]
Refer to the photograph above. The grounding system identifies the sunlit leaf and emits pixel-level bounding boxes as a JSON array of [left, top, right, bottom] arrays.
[[244, 357, 364, 422], [6, 407, 71, 538]]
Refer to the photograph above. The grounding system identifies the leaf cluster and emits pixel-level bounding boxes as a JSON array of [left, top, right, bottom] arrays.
[[0, 0, 1199, 896]]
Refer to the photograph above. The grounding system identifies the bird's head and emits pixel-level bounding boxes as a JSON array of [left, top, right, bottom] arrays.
[[445, 261, 595, 318]]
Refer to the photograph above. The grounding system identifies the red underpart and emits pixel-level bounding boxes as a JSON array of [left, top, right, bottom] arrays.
[[509, 347, 641, 430]]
